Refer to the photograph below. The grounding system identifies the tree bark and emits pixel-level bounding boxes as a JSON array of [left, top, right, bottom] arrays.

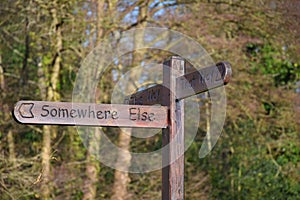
[[110, 130, 132, 200], [41, 125, 52, 199], [48, 4, 63, 102], [0, 54, 4, 90], [82, 1, 105, 199], [111, 2, 149, 199], [1, 51, 16, 167], [205, 93, 212, 152], [0, 53, 4, 156], [83, 128, 101, 200], [40, 2, 63, 199], [3, 54, 15, 165], [20, 17, 30, 86], [7, 130, 16, 166]]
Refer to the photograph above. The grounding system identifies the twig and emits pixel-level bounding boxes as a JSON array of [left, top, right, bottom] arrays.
[[52, 131, 66, 149], [266, 143, 282, 177], [0, 180, 16, 200]]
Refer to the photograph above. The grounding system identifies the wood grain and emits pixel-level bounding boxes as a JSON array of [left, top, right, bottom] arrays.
[[13, 101, 168, 128], [176, 61, 232, 100], [124, 84, 166, 105], [126, 61, 232, 104], [162, 56, 185, 200]]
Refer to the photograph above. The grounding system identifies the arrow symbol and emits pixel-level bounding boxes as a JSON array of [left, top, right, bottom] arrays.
[[18, 103, 34, 118]]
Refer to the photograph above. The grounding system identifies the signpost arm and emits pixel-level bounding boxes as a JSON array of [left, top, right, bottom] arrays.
[[162, 56, 185, 200]]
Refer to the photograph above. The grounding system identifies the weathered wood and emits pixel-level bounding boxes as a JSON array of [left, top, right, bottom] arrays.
[[124, 84, 165, 105], [12, 57, 232, 200], [126, 62, 232, 105], [13, 101, 168, 128], [176, 61, 232, 100], [162, 56, 185, 200]]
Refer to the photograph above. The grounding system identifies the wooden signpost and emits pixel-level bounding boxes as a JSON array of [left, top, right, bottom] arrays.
[[124, 61, 231, 105], [162, 57, 185, 200], [13, 101, 168, 128], [176, 61, 231, 100], [13, 56, 232, 200]]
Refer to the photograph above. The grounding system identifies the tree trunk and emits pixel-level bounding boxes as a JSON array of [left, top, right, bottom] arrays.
[[2, 52, 15, 166], [0, 54, 4, 90], [83, 128, 101, 200], [205, 93, 212, 152], [111, 2, 149, 199], [40, 2, 63, 199], [41, 125, 52, 199], [48, 5, 63, 102], [0, 51, 16, 167], [7, 130, 16, 166], [20, 17, 30, 86], [82, 1, 105, 199], [0, 53, 4, 156], [110, 130, 132, 200]]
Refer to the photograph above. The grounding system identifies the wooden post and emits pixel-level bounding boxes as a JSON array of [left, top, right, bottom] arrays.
[[14, 56, 186, 199], [162, 56, 185, 200], [13, 56, 232, 200]]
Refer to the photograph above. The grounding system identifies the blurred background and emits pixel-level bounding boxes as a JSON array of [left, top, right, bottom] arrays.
[[0, 0, 299, 199]]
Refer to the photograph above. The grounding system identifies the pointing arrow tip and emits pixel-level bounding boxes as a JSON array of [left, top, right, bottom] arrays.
[[18, 102, 34, 118]]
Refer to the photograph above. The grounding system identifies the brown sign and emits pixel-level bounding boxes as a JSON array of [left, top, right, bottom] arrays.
[[126, 61, 232, 104], [13, 101, 168, 128], [176, 61, 232, 99], [124, 84, 165, 105]]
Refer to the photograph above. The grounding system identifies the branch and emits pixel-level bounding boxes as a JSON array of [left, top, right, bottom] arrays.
[[1, 28, 23, 44], [52, 131, 66, 149], [0, 181, 16, 200], [116, 1, 141, 22], [266, 143, 282, 177], [3, 73, 38, 86], [28, 125, 43, 133], [121, 15, 148, 31], [149, 2, 178, 16]]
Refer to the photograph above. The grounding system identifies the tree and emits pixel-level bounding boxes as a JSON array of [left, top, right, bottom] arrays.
[[1, 0, 299, 199], [111, 1, 150, 199]]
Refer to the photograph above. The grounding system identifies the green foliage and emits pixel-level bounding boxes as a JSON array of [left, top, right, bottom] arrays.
[[1, 0, 300, 199], [276, 142, 300, 166], [247, 43, 300, 86], [208, 117, 300, 200]]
